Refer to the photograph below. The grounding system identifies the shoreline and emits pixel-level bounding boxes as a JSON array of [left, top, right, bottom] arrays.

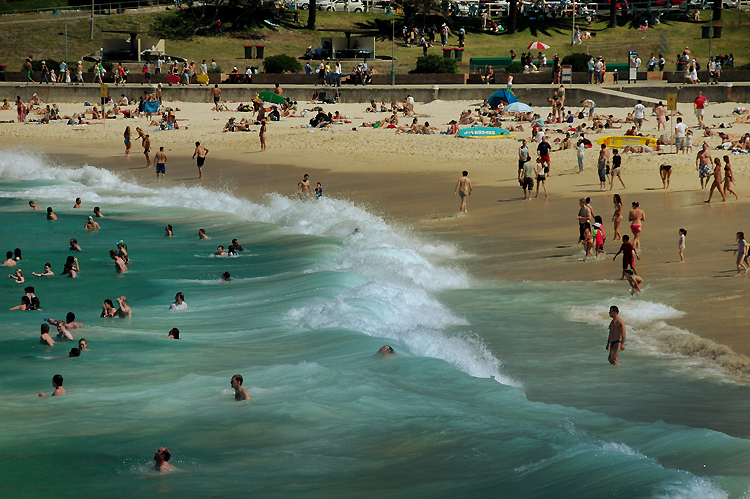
[[4, 96, 750, 373]]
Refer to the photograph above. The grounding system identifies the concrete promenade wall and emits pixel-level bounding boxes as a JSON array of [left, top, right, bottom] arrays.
[[3, 82, 749, 107]]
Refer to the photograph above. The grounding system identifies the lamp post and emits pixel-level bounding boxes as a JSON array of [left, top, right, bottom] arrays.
[[390, 10, 395, 85]]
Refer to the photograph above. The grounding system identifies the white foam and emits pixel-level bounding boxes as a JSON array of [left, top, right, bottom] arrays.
[[0, 150, 513, 387]]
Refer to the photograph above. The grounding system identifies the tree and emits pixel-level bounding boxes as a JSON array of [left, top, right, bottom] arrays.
[[508, 0, 517, 34], [609, 0, 617, 28], [152, 0, 264, 37], [713, 0, 721, 20], [307, 0, 317, 29], [394, 0, 443, 28]]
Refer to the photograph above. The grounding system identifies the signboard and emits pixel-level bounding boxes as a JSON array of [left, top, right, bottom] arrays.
[[100, 84, 108, 99], [628, 51, 637, 83], [562, 65, 572, 85], [667, 93, 677, 111]]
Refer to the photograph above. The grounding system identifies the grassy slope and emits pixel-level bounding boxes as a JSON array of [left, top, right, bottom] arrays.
[[0, 8, 747, 74]]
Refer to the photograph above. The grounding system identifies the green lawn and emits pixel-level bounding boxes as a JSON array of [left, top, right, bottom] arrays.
[[0, 8, 747, 74]]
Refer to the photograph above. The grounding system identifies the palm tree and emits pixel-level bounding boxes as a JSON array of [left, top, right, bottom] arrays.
[[508, 0, 517, 34], [713, 0, 722, 20], [609, 0, 617, 28], [307, 0, 317, 29]]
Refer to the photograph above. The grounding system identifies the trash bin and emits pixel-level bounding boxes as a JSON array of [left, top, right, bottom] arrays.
[[0, 64, 6, 73], [443, 47, 452, 59], [701, 25, 711, 39], [244, 45, 254, 59], [255, 45, 265, 59], [453, 47, 464, 61], [713, 24, 722, 38]]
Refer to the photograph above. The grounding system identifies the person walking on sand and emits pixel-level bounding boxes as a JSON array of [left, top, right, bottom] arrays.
[[722, 155, 739, 200], [124, 126, 131, 156], [597, 144, 609, 191], [606, 306, 626, 365], [519, 157, 535, 200], [694, 91, 708, 129], [612, 194, 623, 241], [705, 157, 726, 203], [454, 171, 473, 213], [534, 157, 547, 198], [678, 228, 687, 262], [628, 202, 645, 249], [259, 119, 266, 152], [735, 231, 748, 275], [610, 149, 626, 190], [696, 143, 712, 189], [192, 142, 209, 179], [141, 134, 151, 168], [210, 84, 222, 111], [576, 137, 586, 174], [154, 147, 167, 182]]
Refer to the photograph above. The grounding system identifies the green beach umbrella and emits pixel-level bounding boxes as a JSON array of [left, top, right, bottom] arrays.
[[258, 91, 285, 105]]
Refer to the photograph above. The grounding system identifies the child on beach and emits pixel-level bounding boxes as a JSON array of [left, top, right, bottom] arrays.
[[735, 231, 748, 275], [613, 235, 639, 279], [678, 228, 687, 262], [315, 182, 323, 199], [624, 269, 643, 295], [593, 216, 606, 256], [686, 130, 693, 153], [259, 119, 266, 152]]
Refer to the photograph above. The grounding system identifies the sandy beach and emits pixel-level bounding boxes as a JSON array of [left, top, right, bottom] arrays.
[[3, 91, 750, 377]]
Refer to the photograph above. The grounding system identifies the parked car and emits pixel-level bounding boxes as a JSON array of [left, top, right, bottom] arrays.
[[321, 0, 366, 10]]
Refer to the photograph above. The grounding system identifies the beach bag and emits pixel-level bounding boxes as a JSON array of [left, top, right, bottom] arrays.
[[578, 111, 584, 119]]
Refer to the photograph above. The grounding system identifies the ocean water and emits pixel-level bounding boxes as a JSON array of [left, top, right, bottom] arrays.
[[2, 150, 750, 498]]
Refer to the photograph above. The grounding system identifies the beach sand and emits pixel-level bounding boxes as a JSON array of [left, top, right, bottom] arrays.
[[3, 94, 750, 376]]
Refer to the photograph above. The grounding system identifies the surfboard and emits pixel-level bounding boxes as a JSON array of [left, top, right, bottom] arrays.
[[167, 74, 180, 85], [468, 134, 516, 139], [196, 74, 209, 84], [458, 127, 510, 139], [596, 136, 657, 148]]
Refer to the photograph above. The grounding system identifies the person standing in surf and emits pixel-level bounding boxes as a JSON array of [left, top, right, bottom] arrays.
[[454, 171, 472, 213], [606, 305, 626, 365], [193, 142, 209, 179], [155, 147, 167, 182]]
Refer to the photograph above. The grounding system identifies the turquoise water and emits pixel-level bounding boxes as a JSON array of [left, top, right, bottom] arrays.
[[2, 151, 750, 498]]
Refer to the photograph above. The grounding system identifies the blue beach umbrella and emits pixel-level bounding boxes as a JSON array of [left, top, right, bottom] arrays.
[[488, 90, 518, 109]]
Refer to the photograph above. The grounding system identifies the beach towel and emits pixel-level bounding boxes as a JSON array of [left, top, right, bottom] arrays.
[[142, 101, 160, 114]]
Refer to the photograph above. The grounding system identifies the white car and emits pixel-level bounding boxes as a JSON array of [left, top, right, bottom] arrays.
[[322, 0, 365, 11]]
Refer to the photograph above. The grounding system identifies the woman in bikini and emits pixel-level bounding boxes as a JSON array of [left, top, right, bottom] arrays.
[[612, 194, 623, 241], [659, 163, 672, 189], [582, 222, 594, 257], [628, 201, 645, 249], [705, 157, 726, 203], [722, 155, 739, 200]]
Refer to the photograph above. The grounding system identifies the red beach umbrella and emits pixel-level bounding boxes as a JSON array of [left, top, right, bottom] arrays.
[[527, 41, 551, 50]]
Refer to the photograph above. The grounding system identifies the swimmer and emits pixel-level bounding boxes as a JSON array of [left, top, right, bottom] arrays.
[[378, 345, 395, 356], [624, 269, 643, 295], [116, 296, 132, 318], [8, 269, 24, 283], [101, 298, 117, 317], [154, 447, 174, 472], [14, 248, 22, 261], [221, 271, 231, 281], [39, 374, 66, 398], [29, 200, 41, 210], [33, 263, 54, 277], [231, 239, 244, 251], [10, 296, 31, 311], [198, 229, 210, 240], [74, 197, 82, 209], [167, 328, 180, 339], [78, 338, 90, 351], [2, 251, 16, 267], [70, 238, 82, 251], [68, 348, 81, 357], [169, 292, 187, 311], [605, 305, 626, 365], [117, 241, 129, 264], [215, 246, 227, 257], [84, 216, 100, 230], [25, 286, 41, 310], [47, 312, 84, 330], [62, 256, 79, 278], [109, 249, 128, 273], [47, 207, 57, 221], [39, 324, 55, 346], [230, 374, 250, 401], [165, 224, 173, 237], [93, 206, 103, 217]]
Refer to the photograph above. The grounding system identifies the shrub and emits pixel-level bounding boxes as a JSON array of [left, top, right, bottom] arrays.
[[263, 54, 301, 74], [207, 65, 223, 74], [561, 53, 592, 73], [505, 62, 524, 73], [409, 55, 458, 74]]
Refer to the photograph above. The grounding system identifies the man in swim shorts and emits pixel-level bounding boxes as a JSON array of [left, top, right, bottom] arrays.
[[154, 146, 167, 182], [606, 305, 626, 365], [193, 141, 209, 179], [210, 84, 222, 112], [142, 134, 151, 168], [695, 143, 713, 189], [454, 170, 473, 213], [298, 174, 312, 200]]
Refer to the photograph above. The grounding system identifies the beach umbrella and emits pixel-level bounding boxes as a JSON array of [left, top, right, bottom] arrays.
[[505, 102, 533, 113], [527, 41, 550, 50], [488, 90, 518, 109], [258, 91, 285, 105]]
